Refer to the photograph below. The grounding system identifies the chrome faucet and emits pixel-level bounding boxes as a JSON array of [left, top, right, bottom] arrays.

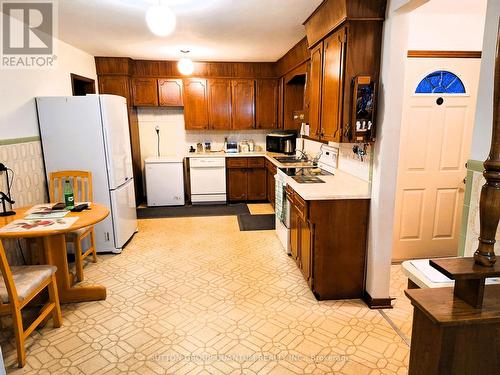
[[296, 149, 309, 161]]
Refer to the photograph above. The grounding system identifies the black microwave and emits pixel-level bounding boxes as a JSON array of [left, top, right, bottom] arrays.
[[266, 132, 297, 154]]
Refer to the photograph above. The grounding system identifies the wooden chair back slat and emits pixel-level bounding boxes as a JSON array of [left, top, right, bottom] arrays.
[[48, 171, 93, 204]]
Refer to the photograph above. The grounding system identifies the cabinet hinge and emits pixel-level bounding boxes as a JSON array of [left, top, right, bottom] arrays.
[[344, 32, 347, 43]]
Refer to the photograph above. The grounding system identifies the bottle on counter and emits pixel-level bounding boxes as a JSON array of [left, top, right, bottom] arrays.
[[223, 137, 228, 152], [64, 179, 75, 209], [248, 139, 255, 152]]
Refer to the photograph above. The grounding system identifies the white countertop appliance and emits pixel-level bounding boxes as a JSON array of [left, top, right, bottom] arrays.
[[226, 141, 238, 153], [145, 156, 185, 207], [189, 157, 226, 203], [36, 94, 138, 254]]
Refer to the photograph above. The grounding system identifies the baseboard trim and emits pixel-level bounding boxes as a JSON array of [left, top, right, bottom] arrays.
[[362, 291, 394, 309]]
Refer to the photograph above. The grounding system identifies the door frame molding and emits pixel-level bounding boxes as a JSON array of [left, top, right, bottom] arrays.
[[407, 50, 482, 59]]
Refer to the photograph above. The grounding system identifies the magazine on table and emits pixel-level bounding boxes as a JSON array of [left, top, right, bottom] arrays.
[[24, 203, 91, 219], [0, 217, 79, 233]]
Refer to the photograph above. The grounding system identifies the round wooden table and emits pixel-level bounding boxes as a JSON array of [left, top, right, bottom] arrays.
[[0, 204, 109, 303]]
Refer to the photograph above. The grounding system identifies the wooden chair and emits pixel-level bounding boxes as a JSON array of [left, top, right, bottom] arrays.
[[0, 241, 62, 368], [49, 171, 97, 282]]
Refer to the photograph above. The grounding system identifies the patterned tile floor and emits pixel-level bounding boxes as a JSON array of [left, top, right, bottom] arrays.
[[1, 215, 412, 374]]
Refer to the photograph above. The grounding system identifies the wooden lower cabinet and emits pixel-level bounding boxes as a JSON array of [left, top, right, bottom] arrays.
[[227, 157, 267, 202], [289, 204, 299, 261], [300, 218, 312, 286], [287, 185, 370, 300], [266, 160, 277, 207], [227, 169, 248, 201], [247, 169, 267, 200]]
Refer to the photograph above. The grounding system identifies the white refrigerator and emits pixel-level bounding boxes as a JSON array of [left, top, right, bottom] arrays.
[[36, 95, 137, 253]]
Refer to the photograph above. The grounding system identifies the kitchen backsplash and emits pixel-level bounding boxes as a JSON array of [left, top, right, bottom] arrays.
[[298, 138, 372, 182], [138, 108, 372, 182], [137, 108, 268, 160]]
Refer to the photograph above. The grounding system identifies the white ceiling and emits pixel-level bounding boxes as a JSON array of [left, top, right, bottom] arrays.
[[58, 0, 323, 62]]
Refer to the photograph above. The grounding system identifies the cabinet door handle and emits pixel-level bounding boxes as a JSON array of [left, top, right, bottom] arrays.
[[343, 123, 351, 139], [333, 128, 339, 139]]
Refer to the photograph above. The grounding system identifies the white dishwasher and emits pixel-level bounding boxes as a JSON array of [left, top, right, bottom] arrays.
[[189, 157, 226, 203]]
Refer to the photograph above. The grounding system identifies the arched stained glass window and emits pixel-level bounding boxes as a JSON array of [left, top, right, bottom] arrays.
[[415, 70, 466, 94]]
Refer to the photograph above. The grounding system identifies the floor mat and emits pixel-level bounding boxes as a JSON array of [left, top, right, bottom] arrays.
[[237, 214, 275, 231], [137, 204, 250, 219]]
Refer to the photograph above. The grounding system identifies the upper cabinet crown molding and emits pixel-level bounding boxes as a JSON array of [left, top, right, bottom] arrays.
[[303, 0, 387, 48], [95, 57, 134, 75]]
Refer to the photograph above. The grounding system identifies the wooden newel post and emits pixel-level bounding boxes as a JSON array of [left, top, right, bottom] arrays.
[[474, 20, 500, 267]]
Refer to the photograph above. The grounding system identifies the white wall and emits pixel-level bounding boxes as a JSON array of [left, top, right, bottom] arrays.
[[0, 39, 97, 264], [365, 0, 488, 300], [365, 0, 411, 300], [470, 0, 500, 161], [0, 40, 97, 140], [407, 0, 487, 53]]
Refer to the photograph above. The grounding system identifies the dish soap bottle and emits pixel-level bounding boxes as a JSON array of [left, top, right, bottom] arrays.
[[64, 179, 75, 209]]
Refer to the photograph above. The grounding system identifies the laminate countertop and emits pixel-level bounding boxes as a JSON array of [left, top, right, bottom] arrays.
[[185, 151, 298, 168], [185, 151, 371, 201]]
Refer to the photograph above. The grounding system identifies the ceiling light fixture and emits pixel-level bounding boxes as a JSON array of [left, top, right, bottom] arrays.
[[146, 2, 176, 37], [177, 50, 194, 75]]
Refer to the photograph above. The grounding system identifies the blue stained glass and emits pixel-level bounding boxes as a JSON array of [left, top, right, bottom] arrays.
[[415, 70, 466, 94]]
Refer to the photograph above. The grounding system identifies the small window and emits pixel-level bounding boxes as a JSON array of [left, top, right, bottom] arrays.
[[415, 70, 465, 94]]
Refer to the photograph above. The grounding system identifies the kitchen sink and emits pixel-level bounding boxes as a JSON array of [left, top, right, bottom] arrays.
[[292, 176, 325, 184], [274, 156, 313, 166]]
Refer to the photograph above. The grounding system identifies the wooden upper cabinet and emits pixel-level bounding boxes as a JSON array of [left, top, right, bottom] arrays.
[[131, 78, 158, 106], [321, 28, 346, 142], [158, 79, 183, 106], [255, 79, 278, 129], [308, 42, 323, 139], [231, 79, 255, 130], [277, 77, 284, 129], [208, 79, 232, 130], [98, 76, 131, 105], [183, 78, 209, 130]]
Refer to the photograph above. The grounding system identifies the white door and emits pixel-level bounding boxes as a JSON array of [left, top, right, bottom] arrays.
[[100, 95, 134, 189], [110, 178, 137, 250], [392, 58, 481, 261]]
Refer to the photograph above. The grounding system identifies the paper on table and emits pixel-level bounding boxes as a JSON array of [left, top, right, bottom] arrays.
[[0, 217, 79, 233], [410, 259, 453, 283], [24, 202, 91, 219]]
